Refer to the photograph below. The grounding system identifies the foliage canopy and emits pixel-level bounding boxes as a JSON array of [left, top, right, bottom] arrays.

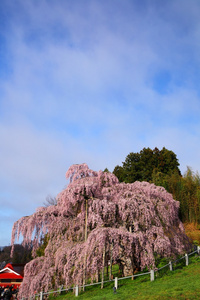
[[113, 147, 181, 183]]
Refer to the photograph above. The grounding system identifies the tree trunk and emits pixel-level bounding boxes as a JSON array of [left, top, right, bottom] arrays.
[[109, 243, 113, 281], [101, 246, 105, 289], [85, 198, 88, 241], [83, 198, 88, 291]]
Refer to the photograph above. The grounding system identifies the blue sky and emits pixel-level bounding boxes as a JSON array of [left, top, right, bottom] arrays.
[[0, 0, 200, 246]]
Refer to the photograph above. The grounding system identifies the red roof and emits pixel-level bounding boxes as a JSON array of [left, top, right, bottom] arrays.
[[0, 264, 23, 280], [0, 273, 23, 279], [5, 264, 13, 270]]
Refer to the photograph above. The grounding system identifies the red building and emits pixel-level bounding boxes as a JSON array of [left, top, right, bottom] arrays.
[[0, 263, 23, 289]]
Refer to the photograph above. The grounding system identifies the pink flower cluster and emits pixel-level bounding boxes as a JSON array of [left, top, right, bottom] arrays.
[[11, 164, 191, 298]]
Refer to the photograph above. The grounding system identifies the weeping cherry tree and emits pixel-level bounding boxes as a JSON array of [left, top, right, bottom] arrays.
[[11, 163, 191, 298]]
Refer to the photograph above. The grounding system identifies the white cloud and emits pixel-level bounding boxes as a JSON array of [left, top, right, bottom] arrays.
[[1, 0, 200, 245]]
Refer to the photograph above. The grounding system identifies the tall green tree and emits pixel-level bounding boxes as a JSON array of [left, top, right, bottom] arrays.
[[112, 165, 125, 182], [158, 147, 181, 175], [113, 147, 181, 183]]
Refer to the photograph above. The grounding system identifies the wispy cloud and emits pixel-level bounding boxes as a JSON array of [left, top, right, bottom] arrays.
[[0, 0, 200, 245]]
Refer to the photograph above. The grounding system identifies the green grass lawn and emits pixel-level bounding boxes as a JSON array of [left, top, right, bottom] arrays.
[[49, 255, 200, 300]]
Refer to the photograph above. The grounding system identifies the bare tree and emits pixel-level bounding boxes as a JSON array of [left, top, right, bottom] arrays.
[[43, 195, 57, 207]]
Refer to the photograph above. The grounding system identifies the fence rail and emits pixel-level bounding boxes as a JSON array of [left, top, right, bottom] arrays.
[[23, 246, 200, 299]]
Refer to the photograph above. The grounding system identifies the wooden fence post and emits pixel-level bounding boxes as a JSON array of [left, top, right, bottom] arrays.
[[114, 277, 118, 290], [185, 253, 189, 266], [150, 270, 154, 281], [59, 284, 63, 294], [169, 261, 173, 271], [75, 285, 79, 297], [40, 291, 43, 300]]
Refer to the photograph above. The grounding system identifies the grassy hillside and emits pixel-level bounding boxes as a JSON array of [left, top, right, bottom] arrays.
[[49, 254, 200, 300]]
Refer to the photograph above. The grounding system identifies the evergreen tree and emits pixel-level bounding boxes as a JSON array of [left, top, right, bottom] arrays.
[[113, 147, 181, 183]]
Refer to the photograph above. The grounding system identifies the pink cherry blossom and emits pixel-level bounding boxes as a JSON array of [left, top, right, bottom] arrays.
[[11, 164, 191, 298]]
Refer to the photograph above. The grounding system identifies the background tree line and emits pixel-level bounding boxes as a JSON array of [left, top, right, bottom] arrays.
[[112, 147, 200, 224], [0, 244, 32, 268]]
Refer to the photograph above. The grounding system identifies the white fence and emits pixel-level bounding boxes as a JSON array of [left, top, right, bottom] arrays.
[[24, 246, 200, 299]]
